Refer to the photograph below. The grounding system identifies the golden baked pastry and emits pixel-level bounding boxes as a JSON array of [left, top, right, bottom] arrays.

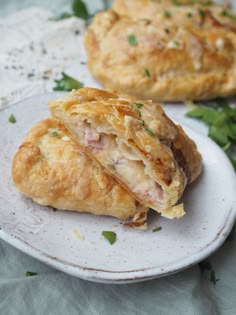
[[84, 3, 236, 101], [49, 88, 202, 219], [113, 0, 236, 32], [12, 118, 148, 223]]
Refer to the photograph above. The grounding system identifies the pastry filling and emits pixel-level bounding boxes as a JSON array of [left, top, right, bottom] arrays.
[[77, 120, 164, 206]]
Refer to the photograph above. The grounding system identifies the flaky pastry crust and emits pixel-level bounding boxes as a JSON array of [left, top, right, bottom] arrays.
[[49, 88, 202, 219], [84, 3, 236, 101], [12, 118, 147, 221]]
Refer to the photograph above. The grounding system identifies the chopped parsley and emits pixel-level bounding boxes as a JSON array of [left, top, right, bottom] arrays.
[[164, 11, 172, 18], [152, 226, 162, 232], [145, 128, 154, 136], [164, 28, 170, 34], [199, 260, 219, 285], [8, 114, 16, 123], [186, 98, 236, 171], [50, 0, 91, 21], [174, 40, 180, 46], [134, 102, 144, 108], [51, 131, 59, 137], [221, 10, 236, 21], [187, 12, 193, 18], [25, 271, 37, 277], [143, 68, 151, 77], [53, 72, 84, 91], [198, 9, 206, 17], [136, 109, 142, 117], [127, 34, 138, 46], [102, 231, 117, 245]]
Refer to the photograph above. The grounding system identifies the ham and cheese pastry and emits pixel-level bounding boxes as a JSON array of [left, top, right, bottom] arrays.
[[84, 5, 236, 101], [49, 88, 202, 219], [12, 118, 148, 223]]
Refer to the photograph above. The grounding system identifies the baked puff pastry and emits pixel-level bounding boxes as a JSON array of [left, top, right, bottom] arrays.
[[84, 6, 236, 101], [12, 118, 148, 223], [49, 88, 202, 219]]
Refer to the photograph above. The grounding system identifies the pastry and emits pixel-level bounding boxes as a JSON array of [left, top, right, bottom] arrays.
[[49, 88, 202, 219], [113, 0, 236, 32], [84, 3, 236, 101], [12, 118, 148, 223]]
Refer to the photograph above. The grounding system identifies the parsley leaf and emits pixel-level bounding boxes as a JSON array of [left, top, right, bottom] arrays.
[[72, 0, 90, 20], [199, 260, 220, 285], [143, 69, 151, 77], [164, 11, 172, 18], [49, 12, 74, 21], [25, 271, 37, 277], [51, 131, 59, 137], [127, 34, 137, 46], [186, 99, 236, 171], [53, 73, 84, 91], [152, 226, 162, 232], [102, 231, 117, 245], [9, 114, 16, 123], [145, 128, 154, 136], [134, 102, 144, 108], [221, 10, 236, 21]]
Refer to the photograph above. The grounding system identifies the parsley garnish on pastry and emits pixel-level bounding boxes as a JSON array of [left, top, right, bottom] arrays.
[[84, 0, 236, 101]]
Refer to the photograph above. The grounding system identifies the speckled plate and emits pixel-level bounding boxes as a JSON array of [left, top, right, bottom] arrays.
[[0, 93, 235, 284]]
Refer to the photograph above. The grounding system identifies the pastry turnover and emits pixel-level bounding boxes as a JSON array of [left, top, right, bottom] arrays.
[[12, 118, 148, 222], [49, 88, 202, 219], [113, 0, 236, 32], [84, 2, 236, 101]]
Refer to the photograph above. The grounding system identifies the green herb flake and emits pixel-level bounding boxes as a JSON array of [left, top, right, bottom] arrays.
[[221, 10, 236, 21], [8, 114, 16, 124], [51, 131, 59, 137], [152, 226, 162, 232], [210, 270, 220, 285], [199, 259, 220, 285], [145, 128, 154, 136], [136, 109, 142, 117], [187, 12, 193, 18], [186, 98, 236, 171], [164, 11, 172, 18], [127, 34, 137, 46], [25, 271, 37, 277], [49, 0, 91, 21], [49, 12, 73, 21], [53, 72, 84, 91], [143, 68, 151, 77], [198, 9, 206, 17], [134, 102, 144, 108], [72, 0, 90, 20], [164, 28, 170, 34], [102, 231, 117, 245]]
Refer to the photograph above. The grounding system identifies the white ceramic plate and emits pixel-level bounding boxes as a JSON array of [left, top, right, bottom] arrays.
[[0, 93, 235, 284]]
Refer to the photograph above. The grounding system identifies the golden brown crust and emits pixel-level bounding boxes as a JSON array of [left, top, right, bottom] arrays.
[[12, 118, 147, 220], [84, 5, 236, 101], [49, 88, 202, 218]]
